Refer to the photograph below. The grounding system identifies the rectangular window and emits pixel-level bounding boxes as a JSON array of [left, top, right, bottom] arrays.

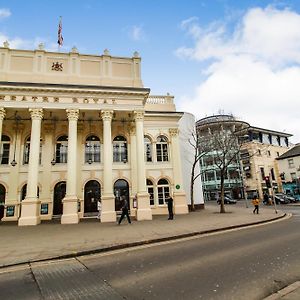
[[271, 168, 275, 180], [260, 167, 265, 180], [1, 143, 10, 164], [288, 159, 295, 168], [148, 187, 154, 205]]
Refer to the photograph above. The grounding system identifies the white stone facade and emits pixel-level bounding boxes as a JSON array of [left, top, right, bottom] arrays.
[[0, 45, 188, 225]]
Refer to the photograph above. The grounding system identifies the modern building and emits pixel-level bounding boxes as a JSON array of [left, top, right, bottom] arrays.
[[196, 115, 248, 201], [276, 143, 300, 200], [196, 115, 292, 201], [0, 42, 189, 225], [240, 127, 292, 199]]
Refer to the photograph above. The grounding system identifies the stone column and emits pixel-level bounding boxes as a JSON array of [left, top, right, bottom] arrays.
[[129, 127, 138, 217], [100, 110, 116, 222], [169, 128, 188, 214], [134, 111, 152, 220], [0, 108, 5, 140], [61, 109, 79, 224], [19, 109, 43, 226]]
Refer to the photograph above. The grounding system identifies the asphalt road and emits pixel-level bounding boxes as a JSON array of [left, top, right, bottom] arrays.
[[0, 205, 300, 300]]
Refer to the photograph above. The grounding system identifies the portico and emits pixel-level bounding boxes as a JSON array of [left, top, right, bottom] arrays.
[[0, 43, 188, 225]]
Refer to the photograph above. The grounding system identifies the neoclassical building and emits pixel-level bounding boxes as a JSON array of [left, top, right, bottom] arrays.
[[0, 43, 188, 225]]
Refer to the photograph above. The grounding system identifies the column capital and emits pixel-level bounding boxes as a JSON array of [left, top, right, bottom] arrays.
[[101, 110, 113, 121], [134, 111, 144, 121], [66, 109, 79, 121], [29, 108, 43, 120], [0, 108, 5, 120], [169, 128, 179, 137]]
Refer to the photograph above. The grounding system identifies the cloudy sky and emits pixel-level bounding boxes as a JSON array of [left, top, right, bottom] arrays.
[[0, 0, 299, 142]]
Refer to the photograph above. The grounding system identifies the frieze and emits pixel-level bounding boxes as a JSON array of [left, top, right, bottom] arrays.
[[10, 95, 16, 101], [42, 96, 48, 102], [51, 62, 63, 71]]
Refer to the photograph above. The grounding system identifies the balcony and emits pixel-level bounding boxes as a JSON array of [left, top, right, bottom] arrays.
[[145, 95, 176, 112]]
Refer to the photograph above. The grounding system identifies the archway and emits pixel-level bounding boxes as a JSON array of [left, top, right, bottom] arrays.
[[114, 179, 129, 212], [84, 180, 101, 214], [53, 181, 66, 216]]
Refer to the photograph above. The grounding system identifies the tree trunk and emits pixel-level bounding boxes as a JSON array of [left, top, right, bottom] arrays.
[[220, 171, 226, 213], [190, 163, 195, 211]]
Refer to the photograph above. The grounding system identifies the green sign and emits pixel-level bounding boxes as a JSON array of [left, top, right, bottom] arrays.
[[175, 184, 180, 190]]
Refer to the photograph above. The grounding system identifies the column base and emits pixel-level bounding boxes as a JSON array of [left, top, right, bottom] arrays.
[[100, 194, 116, 223], [18, 198, 41, 226], [136, 192, 152, 221], [61, 196, 79, 224], [174, 192, 189, 214]]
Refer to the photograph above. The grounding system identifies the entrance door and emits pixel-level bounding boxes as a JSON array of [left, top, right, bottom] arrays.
[[84, 180, 101, 213], [114, 179, 129, 212], [53, 181, 66, 215], [0, 184, 5, 221]]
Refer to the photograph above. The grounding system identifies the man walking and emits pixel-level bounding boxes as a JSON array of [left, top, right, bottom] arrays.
[[118, 196, 131, 225]]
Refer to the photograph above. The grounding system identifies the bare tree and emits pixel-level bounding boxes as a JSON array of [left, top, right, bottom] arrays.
[[197, 121, 249, 213], [188, 131, 209, 211]]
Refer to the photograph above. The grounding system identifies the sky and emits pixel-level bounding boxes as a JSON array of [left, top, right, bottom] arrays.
[[0, 0, 299, 143]]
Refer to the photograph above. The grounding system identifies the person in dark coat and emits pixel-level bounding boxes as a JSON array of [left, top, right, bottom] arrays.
[[0, 202, 4, 223], [118, 196, 131, 225], [166, 196, 174, 220]]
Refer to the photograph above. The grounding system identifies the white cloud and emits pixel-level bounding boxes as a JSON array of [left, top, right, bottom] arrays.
[[176, 6, 300, 142], [0, 8, 11, 20], [128, 25, 145, 41]]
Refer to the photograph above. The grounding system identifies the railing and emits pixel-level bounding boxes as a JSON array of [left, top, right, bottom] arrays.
[[146, 95, 174, 105]]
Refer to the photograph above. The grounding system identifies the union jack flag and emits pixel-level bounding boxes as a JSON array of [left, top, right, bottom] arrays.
[[57, 17, 63, 46]]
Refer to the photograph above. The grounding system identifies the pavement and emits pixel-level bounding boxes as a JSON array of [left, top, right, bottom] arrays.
[[0, 201, 299, 299]]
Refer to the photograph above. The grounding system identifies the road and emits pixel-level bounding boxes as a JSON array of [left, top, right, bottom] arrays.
[[0, 205, 300, 300]]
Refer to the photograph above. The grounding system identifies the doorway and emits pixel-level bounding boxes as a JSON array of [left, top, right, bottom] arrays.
[[84, 180, 101, 213], [114, 179, 129, 212], [53, 181, 66, 216], [0, 184, 5, 221]]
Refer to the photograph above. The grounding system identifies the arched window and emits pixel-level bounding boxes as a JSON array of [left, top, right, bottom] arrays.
[[157, 178, 170, 205], [147, 179, 154, 205], [23, 136, 42, 165], [156, 136, 168, 162], [56, 135, 68, 163], [85, 135, 101, 163], [20, 184, 39, 201], [113, 136, 127, 162], [0, 135, 10, 165], [144, 136, 153, 162]]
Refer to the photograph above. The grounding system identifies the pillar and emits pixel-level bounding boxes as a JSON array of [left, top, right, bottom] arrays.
[[134, 111, 152, 220], [19, 108, 43, 226], [0, 108, 5, 140], [61, 109, 79, 224], [169, 128, 188, 214], [100, 110, 116, 222]]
